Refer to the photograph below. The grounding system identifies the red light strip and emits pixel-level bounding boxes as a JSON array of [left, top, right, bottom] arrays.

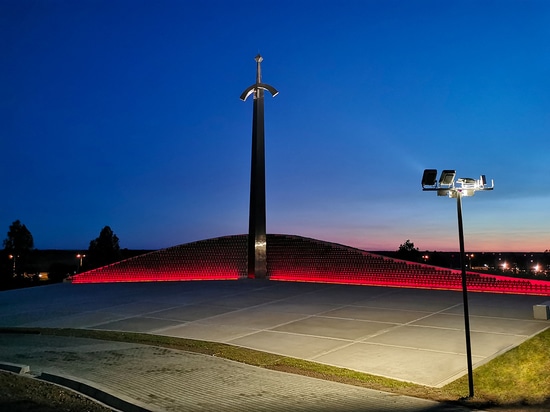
[[70, 235, 550, 296]]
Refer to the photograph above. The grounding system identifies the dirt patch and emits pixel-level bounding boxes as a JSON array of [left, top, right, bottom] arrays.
[[0, 371, 114, 412]]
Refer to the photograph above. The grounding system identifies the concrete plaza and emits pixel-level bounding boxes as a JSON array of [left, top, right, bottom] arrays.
[[1, 280, 548, 410]]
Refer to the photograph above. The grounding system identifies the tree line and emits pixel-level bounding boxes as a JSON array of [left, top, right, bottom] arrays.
[[1, 220, 121, 289]]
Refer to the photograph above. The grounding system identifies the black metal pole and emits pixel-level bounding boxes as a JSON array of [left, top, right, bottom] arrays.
[[248, 86, 267, 279], [456, 191, 475, 398]]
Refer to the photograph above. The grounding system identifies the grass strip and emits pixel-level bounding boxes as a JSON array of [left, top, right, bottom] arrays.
[[444, 327, 550, 408]]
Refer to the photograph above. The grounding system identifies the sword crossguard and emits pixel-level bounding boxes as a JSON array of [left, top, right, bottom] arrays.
[[240, 54, 279, 101], [240, 83, 279, 101]]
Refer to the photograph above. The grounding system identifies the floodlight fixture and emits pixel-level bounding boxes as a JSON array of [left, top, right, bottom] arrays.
[[420, 168, 494, 399], [439, 170, 456, 186], [421, 169, 437, 187], [422, 169, 494, 197]]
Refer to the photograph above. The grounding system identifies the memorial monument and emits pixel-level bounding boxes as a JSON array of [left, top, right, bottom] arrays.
[[240, 55, 278, 278]]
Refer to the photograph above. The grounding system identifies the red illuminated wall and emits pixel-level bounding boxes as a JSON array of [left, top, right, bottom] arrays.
[[71, 234, 550, 296], [72, 235, 247, 283]]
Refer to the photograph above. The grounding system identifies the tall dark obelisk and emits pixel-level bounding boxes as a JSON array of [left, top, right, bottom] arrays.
[[240, 55, 278, 279]]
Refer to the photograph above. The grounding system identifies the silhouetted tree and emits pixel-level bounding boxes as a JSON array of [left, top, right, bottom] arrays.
[[3, 220, 34, 276], [396, 239, 421, 262], [88, 226, 121, 269]]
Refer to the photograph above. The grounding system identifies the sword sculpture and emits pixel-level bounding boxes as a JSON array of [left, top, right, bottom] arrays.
[[240, 55, 278, 279]]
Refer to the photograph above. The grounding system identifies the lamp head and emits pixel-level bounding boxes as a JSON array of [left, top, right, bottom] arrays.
[[439, 170, 456, 186], [421, 169, 438, 187]]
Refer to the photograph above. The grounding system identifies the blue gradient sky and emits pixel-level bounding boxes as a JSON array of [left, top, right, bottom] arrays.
[[2, 0, 549, 252]]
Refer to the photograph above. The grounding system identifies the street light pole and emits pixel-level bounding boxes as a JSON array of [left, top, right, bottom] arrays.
[[421, 169, 493, 400], [456, 191, 475, 398], [76, 254, 86, 273], [8, 254, 16, 275]]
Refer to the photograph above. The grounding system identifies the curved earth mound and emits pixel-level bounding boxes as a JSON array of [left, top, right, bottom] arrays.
[[71, 234, 550, 296]]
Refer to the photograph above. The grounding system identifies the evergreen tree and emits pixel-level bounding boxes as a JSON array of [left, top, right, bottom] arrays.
[[88, 226, 121, 268], [396, 239, 421, 262], [3, 220, 34, 275]]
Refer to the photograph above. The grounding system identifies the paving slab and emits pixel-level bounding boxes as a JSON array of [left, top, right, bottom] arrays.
[[160, 322, 257, 341], [322, 306, 431, 323], [91, 316, 183, 333], [353, 290, 464, 312], [313, 342, 484, 387], [272, 316, 395, 340], [23, 311, 131, 329], [410, 313, 546, 335], [255, 300, 340, 315], [150, 304, 235, 321], [196, 306, 308, 329], [228, 330, 350, 359]]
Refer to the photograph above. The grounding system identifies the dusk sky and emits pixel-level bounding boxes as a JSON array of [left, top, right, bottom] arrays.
[[2, 0, 549, 252]]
